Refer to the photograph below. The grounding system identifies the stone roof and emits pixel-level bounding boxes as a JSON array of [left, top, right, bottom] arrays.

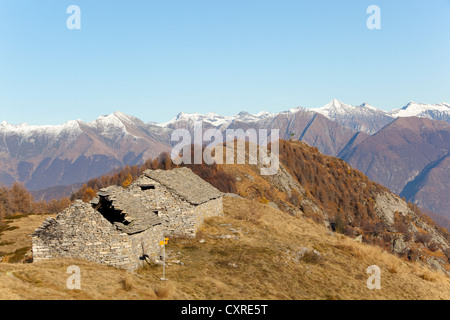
[[95, 186, 163, 235], [93, 167, 222, 234], [143, 167, 223, 205]]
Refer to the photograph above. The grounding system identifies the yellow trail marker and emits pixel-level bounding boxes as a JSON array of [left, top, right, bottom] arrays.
[[159, 237, 169, 281]]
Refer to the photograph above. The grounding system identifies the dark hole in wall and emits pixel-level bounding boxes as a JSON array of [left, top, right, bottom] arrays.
[[93, 196, 129, 225], [140, 184, 155, 191]]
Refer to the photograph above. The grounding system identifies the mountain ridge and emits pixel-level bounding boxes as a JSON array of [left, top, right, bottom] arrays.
[[1, 100, 449, 223], [2, 99, 449, 136], [341, 117, 450, 220], [66, 139, 450, 275]]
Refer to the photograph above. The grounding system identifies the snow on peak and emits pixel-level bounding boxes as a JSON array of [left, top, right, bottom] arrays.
[[286, 107, 305, 114], [113, 110, 132, 122], [86, 111, 143, 139], [390, 102, 450, 118], [312, 99, 353, 117], [158, 109, 277, 127], [358, 102, 379, 111], [93, 113, 126, 127], [331, 98, 342, 106], [0, 110, 146, 142], [90, 111, 142, 128], [310, 99, 387, 119], [159, 111, 226, 127], [0, 119, 81, 136], [3, 100, 447, 140]]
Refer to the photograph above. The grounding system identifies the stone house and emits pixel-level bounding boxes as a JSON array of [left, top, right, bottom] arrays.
[[32, 167, 223, 270]]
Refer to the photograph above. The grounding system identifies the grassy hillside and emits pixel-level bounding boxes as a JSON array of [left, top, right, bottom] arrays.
[[70, 141, 450, 270], [1, 196, 449, 300]]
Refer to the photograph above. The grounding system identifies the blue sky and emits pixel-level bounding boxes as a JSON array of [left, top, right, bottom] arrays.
[[0, 0, 449, 125]]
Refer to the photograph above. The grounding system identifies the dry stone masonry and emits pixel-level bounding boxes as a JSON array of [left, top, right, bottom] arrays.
[[32, 167, 223, 270]]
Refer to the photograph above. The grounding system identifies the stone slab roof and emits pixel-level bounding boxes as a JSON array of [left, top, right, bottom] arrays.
[[95, 186, 163, 235], [143, 167, 223, 205]]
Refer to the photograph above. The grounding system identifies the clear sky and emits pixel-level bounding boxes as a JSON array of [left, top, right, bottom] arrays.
[[0, 0, 449, 125]]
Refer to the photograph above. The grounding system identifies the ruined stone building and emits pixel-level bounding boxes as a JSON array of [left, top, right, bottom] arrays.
[[32, 167, 223, 270]]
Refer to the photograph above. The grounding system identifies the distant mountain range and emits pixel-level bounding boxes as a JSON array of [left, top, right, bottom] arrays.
[[311, 100, 450, 135], [0, 112, 171, 190], [311, 99, 393, 135], [1, 100, 449, 221], [159, 99, 449, 135]]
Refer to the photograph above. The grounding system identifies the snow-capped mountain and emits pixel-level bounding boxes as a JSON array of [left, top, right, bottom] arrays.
[[157, 99, 450, 137], [0, 111, 143, 142], [1, 99, 449, 208], [0, 119, 82, 141], [312, 99, 380, 118], [390, 102, 450, 122], [308, 99, 393, 134], [0, 106, 364, 191], [159, 110, 280, 128], [0, 112, 171, 190], [304, 100, 450, 134]]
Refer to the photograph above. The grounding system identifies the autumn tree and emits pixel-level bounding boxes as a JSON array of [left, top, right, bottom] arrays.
[[122, 173, 133, 188], [81, 187, 97, 203]]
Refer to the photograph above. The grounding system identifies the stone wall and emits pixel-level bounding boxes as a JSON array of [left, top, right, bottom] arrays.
[[193, 197, 223, 231], [128, 224, 165, 269], [32, 172, 224, 270], [32, 200, 164, 270], [129, 176, 213, 237]]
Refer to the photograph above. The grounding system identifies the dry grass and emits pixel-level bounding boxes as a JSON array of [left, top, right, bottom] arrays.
[[0, 197, 449, 300], [419, 271, 437, 282], [387, 260, 401, 274], [0, 214, 54, 256], [120, 273, 134, 292], [154, 282, 175, 299]]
